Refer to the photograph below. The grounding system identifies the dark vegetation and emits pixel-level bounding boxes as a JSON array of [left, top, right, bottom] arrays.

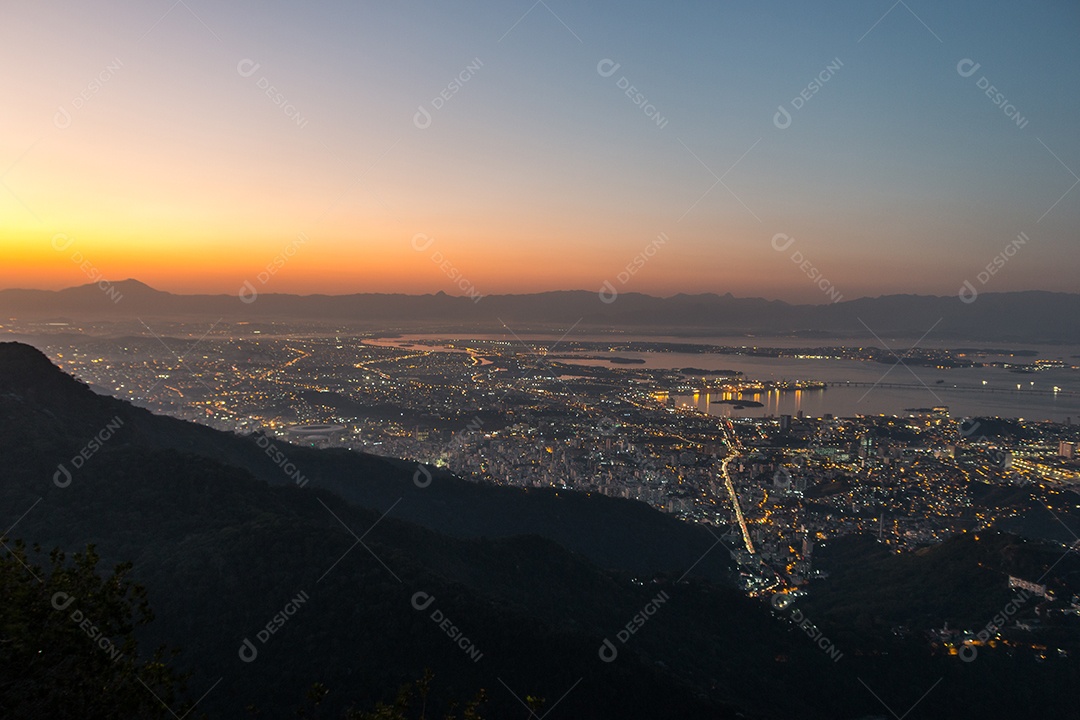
[[2, 342, 1079, 718]]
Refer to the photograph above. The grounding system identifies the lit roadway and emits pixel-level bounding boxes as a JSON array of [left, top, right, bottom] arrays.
[[719, 419, 755, 555], [352, 350, 430, 381], [722, 455, 755, 555]]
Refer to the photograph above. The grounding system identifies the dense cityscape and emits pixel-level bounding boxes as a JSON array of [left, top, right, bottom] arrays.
[[13, 319, 1079, 622], [6, 1, 1080, 716]]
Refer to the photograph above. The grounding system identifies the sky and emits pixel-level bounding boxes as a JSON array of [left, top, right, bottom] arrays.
[[2, 0, 1078, 303]]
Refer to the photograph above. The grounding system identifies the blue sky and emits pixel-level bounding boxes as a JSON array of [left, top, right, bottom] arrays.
[[3, 0, 1078, 301]]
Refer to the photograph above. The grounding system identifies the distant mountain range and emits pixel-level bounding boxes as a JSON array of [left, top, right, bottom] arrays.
[[3, 280, 1078, 342], [4, 341, 1080, 719]]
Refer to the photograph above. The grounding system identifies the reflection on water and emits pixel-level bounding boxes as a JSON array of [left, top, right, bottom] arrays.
[[366, 335, 1080, 422], [673, 388, 825, 417], [566, 352, 1079, 422], [672, 384, 1078, 422]]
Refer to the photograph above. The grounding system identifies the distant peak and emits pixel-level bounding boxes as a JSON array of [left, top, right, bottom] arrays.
[[61, 278, 165, 295], [111, 278, 163, 292]]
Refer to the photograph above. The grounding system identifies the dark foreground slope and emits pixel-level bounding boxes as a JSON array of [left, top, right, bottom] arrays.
[[0, 340, 733, 583], [803, 532, 1080, 651], [2, 342, 1079, 719]]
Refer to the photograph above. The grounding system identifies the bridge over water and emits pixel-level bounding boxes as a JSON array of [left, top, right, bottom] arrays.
[[832, 381, 1075, 397]]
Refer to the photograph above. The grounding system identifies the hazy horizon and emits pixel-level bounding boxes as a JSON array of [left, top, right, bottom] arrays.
[[4, 276, 1079, 305], [4, 1, 1078, 304]]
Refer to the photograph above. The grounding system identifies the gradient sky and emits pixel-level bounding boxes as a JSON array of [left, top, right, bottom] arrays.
[[3, 0, 1078, 303]]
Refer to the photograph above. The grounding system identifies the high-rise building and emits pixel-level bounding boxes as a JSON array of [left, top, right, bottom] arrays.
[[859, 433, 875, 458]]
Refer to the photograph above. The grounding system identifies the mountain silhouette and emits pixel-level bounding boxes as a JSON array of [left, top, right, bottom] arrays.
[[2, 283, 1077, 342]]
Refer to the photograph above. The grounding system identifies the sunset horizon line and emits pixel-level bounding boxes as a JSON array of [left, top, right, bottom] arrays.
[[2, 276, 1077, 306]]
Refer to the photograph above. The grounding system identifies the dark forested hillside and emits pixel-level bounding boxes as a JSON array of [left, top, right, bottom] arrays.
[[2, 342, 1079, 719]]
